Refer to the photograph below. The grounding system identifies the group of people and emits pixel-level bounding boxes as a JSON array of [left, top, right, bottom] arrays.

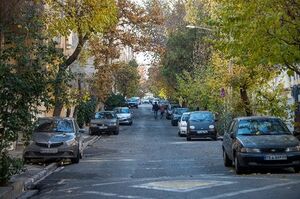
[[152, 102, 166, 119]]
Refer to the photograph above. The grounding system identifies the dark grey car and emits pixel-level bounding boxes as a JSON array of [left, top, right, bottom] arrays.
[[186, 111, 217, 141], [222, 116, 300, 174], [23, 117, 84, 164], [171, 108, 189, 126], [89, 111, 119, 135]]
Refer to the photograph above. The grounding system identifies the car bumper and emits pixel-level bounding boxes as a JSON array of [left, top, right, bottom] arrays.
[[118, 118, 132, 124], [237, 152, 300, 168], [187, 130, 217, 139], [179, 127, 187, 135], [128, 104, 138, 108], [23, 144, 78, 160], [90, 126, 118, 133]]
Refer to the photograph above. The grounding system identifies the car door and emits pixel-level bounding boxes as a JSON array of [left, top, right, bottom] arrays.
[[74, 120, 82, 150], [223, 120, 237, 160]]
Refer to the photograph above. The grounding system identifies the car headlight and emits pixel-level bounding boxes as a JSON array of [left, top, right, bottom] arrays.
[[109, 122, 117, 126], [286, 145, 300, 152], [90, 123, 97, 127], [240, 147, 261, 153], [65, 139, 77, 146], [209, 125, 215, 129], [190, 125, 195, 130]]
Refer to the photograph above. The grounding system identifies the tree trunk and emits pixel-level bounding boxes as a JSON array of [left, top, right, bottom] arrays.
[[52, 33, 90, 117], [53, 67, 64, 116], [240, 85, 253, 116], [72, 78, 82, 119]]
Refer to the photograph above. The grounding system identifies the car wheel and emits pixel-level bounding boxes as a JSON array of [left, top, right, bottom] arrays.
[[212, 135, 217, 141], [234, 154, 244, 175], [186, 136, 191, 141], [178, 131, 182, 137], [171, 121, 176, 126], [114, 129, 119, 135], [223, 149, 232, 167], [129, 121, 133, 125], [71, 148, 80, 164], [294, 167, 300, 173], [23, 158, 31, 164]]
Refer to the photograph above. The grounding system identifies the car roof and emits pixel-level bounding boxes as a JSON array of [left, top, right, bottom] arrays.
[[114, 107, 129, 109], [38, 117, 74, 120], [96, 111, 114, 113], [235, 116, 279, 121], [190, 111, 213, 114]]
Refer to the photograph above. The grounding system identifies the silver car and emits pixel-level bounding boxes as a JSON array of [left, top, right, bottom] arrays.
[[113, 107, 133, 125], [23, 117, 84, 164]]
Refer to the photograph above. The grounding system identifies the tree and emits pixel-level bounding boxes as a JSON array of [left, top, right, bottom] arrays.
[[211, 0, 300, 75], [114, 61, 140, 98], [44, 0, 118, 116], [0, 2, 61, 184], [89, 0, 163, 105]]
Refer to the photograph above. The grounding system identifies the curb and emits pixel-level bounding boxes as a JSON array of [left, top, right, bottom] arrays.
[[3, 135, 100, 199], [24, 162, 58, 190], [83, 135, 101, 149]]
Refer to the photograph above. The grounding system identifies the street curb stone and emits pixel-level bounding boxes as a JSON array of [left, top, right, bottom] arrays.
[[1, 135, 100, 199], [24, 162, 58, 190]]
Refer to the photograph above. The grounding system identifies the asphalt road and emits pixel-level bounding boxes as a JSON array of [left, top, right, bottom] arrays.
[[32, 104, 300, 199]]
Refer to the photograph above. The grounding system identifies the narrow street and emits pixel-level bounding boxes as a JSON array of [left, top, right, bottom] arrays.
[[32, 104, 300, 199]]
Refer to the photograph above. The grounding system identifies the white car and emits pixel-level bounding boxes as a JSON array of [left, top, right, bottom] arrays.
[[178, 112, 190, 137]]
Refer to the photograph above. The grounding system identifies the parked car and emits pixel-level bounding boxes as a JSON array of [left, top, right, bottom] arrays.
[[141, 98, 150, 104], [166, 103, 181, 120], [178, 112, 190, 137], [171, 108, 189, 126], [186, 111, 217, 141], [222, 116, 300, 174], [126, 98, 139, 108], [89, 111, 119, 135], [113, 107, 133, 125], [23, 117, 85, 164]]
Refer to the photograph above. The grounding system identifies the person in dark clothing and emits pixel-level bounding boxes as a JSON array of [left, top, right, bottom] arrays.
[[152, 102, 159, 119], [160, 105, 165, 119]]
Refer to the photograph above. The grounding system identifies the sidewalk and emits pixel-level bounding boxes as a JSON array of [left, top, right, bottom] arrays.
[[0, 133, 100, 199]]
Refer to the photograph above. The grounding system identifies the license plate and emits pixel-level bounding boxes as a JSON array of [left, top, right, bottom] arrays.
[[40, 148, 58, 154], [98, 126, 107, 129], [264, 154, 287, 160], [197, 130, 208, 134]]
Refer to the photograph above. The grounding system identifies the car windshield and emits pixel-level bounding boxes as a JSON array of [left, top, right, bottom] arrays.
[[95, 112, 115, 119], [181, 114, 190, 121], [35, 119, 73, 133], [118, 109, 130, 113], [189, 112, 214, 122], [174, 108, 189, 114], [237, 118, 291, 135]]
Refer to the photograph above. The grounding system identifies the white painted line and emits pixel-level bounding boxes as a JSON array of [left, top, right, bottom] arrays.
[[201, 180, 300, 199], [57, 179, 66, 185], [133, 180, 236, 193], [83, 191, 154, 199]]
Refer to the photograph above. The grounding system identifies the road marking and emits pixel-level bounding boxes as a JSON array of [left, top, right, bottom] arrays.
[[57, 179, 66, 185], [133, 180, 236, 192], [201, 180, 300, 199], [83, 191, 154, 199]]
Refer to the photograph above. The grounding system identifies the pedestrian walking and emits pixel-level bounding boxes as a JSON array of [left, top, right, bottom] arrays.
[[152, 102, 159, 119], [160, 105, 165, 119]]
